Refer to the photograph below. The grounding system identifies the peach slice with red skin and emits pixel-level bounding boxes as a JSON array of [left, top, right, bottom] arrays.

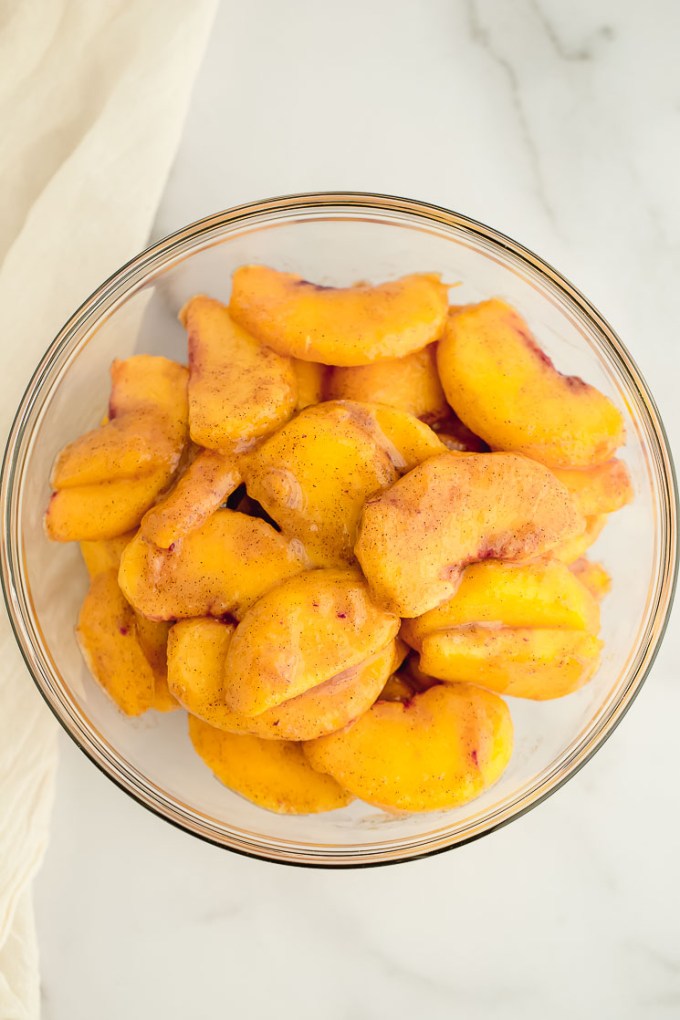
[[118, 509, 307, 621], [223, 569, 400, 717], [189, 717, 352, 814], [355, 451, 584, 617], [437, 301, 624, 467], [304, 683, 513, 812], [168, 617, 401, 740], [182, 295, 296, 450], [550, 459, 632, 517], [229, 265, 449, 366]]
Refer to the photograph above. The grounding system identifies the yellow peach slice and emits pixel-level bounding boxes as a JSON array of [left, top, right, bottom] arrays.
[[242, 402, 398, 566], [550, 459, 633, 517], [570, 558, 612, 600], [419, 627, 602, 699], [326, 345, 448, 421], [45, 470, 171, 542], [76, 570, 155, 716], [336, 401, 448, 472], [552, 515, 607, 564], [437, 301, 624, 467], [181, 295, 296, 449], [140, 450, 241, 548], [401, 560, 600, 649], [189, 717, 352, 814], [108, 355, 189, 425], [133, 612, 178, 712], [168, 618, 399, 740], [80, 532, 137, 578], [118, 509, 307, 621], [292, 359, 327, 410], [229, 265, 449, 366], [355, 452, 584, 617], [223, 569, 400, 717], [305, 683, 513, 812]]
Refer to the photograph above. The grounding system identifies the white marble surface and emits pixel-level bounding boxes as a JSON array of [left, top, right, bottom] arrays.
[[36, 1, 680, 1017]]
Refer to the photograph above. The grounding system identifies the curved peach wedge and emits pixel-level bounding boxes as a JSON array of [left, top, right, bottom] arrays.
[[182, 295, 296, 450], [46, 356, 189, 541], [292, 359, 327, 410], [242, 402, 398, 566], [437, 301, 624, 467], [229, 265, 449, 366], [401, 560, 600, 647], [118, 510, 307, 621], [80, 532, 137, 578], [168, 618, 399, 740], [189, 717, 352, 814], [355, 452, 584, 617], [419, 628, 602, 700], [552, 514, 606, 564], [326, 344, 448, 421], [550, 459, 633, 517], [335, 401, 448, 472], [223, 569, 400, 717], [305, 683, 513, 812], [76, 570, 157, 716], [140, 449, 242, 548]]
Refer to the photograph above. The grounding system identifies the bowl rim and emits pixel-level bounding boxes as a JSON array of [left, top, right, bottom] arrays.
[[2, 190, 678, 868]]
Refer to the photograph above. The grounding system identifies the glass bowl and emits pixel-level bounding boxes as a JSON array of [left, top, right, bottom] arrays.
[[1, 193, 676, 867]]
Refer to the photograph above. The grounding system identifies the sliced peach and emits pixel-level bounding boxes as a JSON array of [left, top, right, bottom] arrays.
[[292, 359, 327, 409], [76, 570, 155, 716], [140, 450, 241, 548], [437, 301, 624, 467], [336, 401, 448, 472], [168, 618, 399, 740], [552, 515, 607, 564], [189, 717, 352, 814], [550, 459, 633, 517], [242, 402, 398, 566], [181, 295, 296, 450], [223, 569, 400, 717], [326, 344, 448, 421], [118, 509, 307, 621], [133, 612, 177, 712], [305, 683, 513, 812], [108, 355, 189, 425], [80, 532, 136, 578], [355, 452, 584, 617], [45, 470, 171, 542], [229, 265, 449, 366], [402, 560, 600, 649], [570, 558, 612, 600], [419, 627, 602, 699]]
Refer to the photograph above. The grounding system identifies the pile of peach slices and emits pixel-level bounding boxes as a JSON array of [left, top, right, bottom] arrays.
[[46, 266, 632, 815]]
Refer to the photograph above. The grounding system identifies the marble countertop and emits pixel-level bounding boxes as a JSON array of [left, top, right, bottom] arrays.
[[36, 1, 680, 1017]]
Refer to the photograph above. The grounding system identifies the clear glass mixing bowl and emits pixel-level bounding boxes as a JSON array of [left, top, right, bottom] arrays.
[[1, 193, 676, 866]]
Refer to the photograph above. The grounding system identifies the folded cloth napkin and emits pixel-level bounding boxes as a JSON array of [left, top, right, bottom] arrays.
[[0, 1, 217, 1015]]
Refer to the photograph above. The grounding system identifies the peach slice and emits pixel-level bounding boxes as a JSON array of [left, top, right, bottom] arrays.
[[181, 295, 297, 450], [418, 627, 602, 699], [401, 560, 600, 648], [570, 558, 612, 600], [133, 612, 177, 712], [336, 401, 448, 472], [292, 359, 327, 410], [76, 570, 156, 716], [437, 301, 624, 467], [189, 717, 352, 814], [242, 402, 398, 566], [223, 569, 400, 717], [46, 471, 171, 542], [118, 509, 307, 621], [355, 452, 584, 617], [80, 532, 137, 578], [168, 618, 400, 740], [326, 344, 448, 421], [229, 265, 449, 366], [550, 459, 633, 517], [108, 354, 189, 424], [552, 514, 607, 564], [305, 683, 513, 812], [140, 450, 242, 548]]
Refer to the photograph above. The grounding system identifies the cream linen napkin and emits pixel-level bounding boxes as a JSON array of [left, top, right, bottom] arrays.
[[0, 1, 217, 1015]]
